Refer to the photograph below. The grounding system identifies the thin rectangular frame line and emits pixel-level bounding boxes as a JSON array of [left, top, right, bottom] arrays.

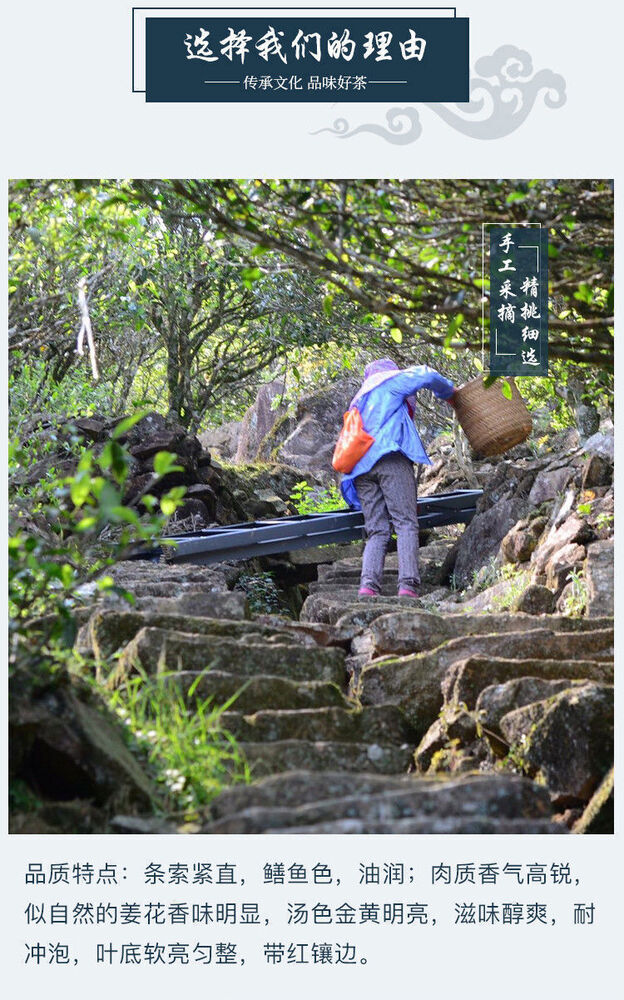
[[132, 5, 459, 91], [481, 221, 542, 373]]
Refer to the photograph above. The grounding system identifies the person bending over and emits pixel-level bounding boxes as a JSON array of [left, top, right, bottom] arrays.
[[339, 358, 455, 599]]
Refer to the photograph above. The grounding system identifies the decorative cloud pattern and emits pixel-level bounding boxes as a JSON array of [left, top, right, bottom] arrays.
[[312, 45, 567, 144]]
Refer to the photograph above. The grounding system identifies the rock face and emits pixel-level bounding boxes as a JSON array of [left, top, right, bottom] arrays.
[[358, 628, 612, 736], [124, 412, 202, 465], [235, 381, 286, 464], [121, 412, 205, 510], [583, 430, 614, 461], [199, 420, 242, 461], [499, 683, 614, 805], [11, 408, 613, 835], [584, 539, 614, 617], [292, 535, 612, 831], [511, 584, 556, 615], [444, 656, 611, 710], [9, 671, 156, 813], [14, 406, 326, 531], [501, 516, 548, 564], [572, 767, 614, 834], [544, 542, 586, 596], [257, 379, 359, 477], [12, 524, 613, 834], [532, 515, 594, 578], [581, 453, 613, 489], [453, 498, 528, 587], [475, 677, 583, 734], [528, 467, 574, 505]]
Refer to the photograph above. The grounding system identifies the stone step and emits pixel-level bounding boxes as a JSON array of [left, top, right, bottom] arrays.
[[443, 656, 613, 709], [317, 566, 399, 583], [333, 606, 417, 632], [286, 542, 365, 565], [83, 610, 312, 661], [155, 671, 350, 713], [221, 705, 415, 744], [262, 817, 566, 834], [301, 593, 420, 625], [202, 772, 553, 833], [134, 592, 250, 618], [206, 770, 415, 820], [475, 677, 597, 733], [240, 740, 413, 777], [112, 628, 346, 686], [318, 551, 449, 588], [353, 610, 614, 660], [326, 545, 452, 574], [111, 564, 233, 588], [108, 582, 228, 599], [253, 616, 357, 650], [308, 581, 406, 597], [112, 564, 228, 583], [359, 628, 613, 737]]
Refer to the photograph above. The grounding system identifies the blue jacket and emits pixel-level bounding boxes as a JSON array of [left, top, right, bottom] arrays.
[[340, 364, 455, 509]]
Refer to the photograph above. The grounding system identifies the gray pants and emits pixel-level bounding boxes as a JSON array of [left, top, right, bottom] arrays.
[[354, 452, 420, 592]]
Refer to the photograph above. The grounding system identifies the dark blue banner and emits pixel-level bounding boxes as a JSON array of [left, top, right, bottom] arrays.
[[489, 225, 549, 377], [145, 17, 469, 103]]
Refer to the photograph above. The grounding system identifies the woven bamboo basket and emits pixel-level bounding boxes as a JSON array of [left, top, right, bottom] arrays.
[[453, 377, 532, 457]]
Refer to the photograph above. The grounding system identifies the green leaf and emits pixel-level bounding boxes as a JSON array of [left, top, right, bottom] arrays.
[[99, 440, 128, 481], [70, 473, 92, 508], [501, 379, 513, 400], [444, 313, 464, 346], [389, 327, 402, 344], [76, 516, 97, 531], [77, 450, 93, 473], [111, 410, 149, 440], [573, 283, 593, 304], [322, 295, 334, 317], [160, 486, 187, 516], [110, 506, 141, 525], [241, 266, 261, 288], [606, 285, 614, 312], [153, 451, 182, 477]]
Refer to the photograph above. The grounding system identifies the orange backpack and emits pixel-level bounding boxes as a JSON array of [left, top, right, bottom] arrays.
[[332, 407, 375, 473]]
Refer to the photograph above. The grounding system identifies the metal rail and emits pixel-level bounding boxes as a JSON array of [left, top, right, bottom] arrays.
[[128, 490, 482, 567]]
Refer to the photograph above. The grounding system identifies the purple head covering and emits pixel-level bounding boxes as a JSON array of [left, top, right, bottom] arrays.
[[353, 357, 416, 417], [363, 358, 399, 379]]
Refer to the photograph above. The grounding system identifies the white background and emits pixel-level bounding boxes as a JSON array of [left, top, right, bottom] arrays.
[[1, 2, 622, 996]]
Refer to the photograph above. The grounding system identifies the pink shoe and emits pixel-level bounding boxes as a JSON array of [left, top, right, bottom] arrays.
[[398, 587, 420, 599], [358, 587, 379, 597]]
